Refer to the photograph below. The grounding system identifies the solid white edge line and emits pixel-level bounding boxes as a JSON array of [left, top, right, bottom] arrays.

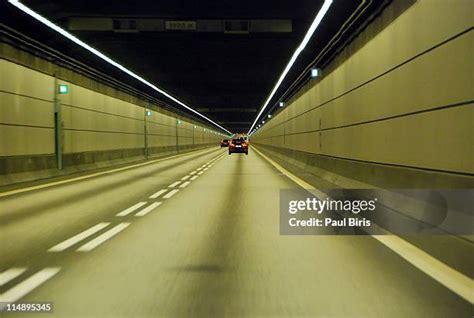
[[163, 189, 179, 199], [149, 189, 167, 199], [77, 223, 130, 252], [48, 222, 110, 252], [0, 148, 218, 198], [179, 181, 191, 188], [116, 202, 148, 217], [372, 235, 474, 304], [181, 175, 190, 180], [135, 202, 162, 217], [252, 145, 474, 304], [190, 176, 199, 181], [0, 268, 61, 304], [0, 268, 27, 287], [168, 181, 181, 188]]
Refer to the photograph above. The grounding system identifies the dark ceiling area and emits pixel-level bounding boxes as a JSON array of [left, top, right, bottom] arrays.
[[1, 0, 388, 133]]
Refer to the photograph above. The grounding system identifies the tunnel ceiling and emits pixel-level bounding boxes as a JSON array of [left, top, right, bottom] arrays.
[[2, 0, 387, 133]]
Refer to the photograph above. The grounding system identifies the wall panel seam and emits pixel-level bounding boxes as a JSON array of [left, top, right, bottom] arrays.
[[63, 128, 144, 135], [62, 103, 144, 122], [0, 122, 54, 129], [261, 101, 473, 137], [0, 89, 53, 103], [254, 144, 474, 177], [261, 27, 473, 133]]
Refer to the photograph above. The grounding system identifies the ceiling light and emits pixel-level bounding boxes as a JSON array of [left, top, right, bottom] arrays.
[[248, 0, 333, 135], [8, 0, 232, 135]]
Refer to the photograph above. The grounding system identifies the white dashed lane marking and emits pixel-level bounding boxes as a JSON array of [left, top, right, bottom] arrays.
[[179, 181, 191, 188], [135, 202, 162, 217], [149, 189, 167, 199], [168, 181, 181, 188], [0, 150, 228, 308], [116, 202, 147, 217], [163, 189, 179, 199], [77, 223, 130, 252], [0, 268, 61, 304], [48, 223, 110, 252], [0, 268, 27, 287]]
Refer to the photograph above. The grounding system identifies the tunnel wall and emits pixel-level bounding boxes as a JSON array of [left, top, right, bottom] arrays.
[[0, 54, 223, 186], [251, 0, 474, 188]]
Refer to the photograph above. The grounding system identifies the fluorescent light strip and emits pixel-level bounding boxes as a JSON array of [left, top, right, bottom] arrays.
[[8, 0, 231, 136], [248, 0, 333, 135]]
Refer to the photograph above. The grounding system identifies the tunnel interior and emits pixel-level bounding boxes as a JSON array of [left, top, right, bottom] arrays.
[[0, 0, 473, 317]]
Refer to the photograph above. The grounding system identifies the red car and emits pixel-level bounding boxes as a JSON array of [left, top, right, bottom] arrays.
[[228, 138, 248, 155]]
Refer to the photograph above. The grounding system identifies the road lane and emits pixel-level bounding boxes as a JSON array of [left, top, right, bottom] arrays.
[[1, 148, 471, 317], [0, 147, 225, 267]]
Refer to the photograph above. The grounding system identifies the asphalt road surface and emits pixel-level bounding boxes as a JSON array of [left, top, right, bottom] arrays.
[[0, 146, 471, 317]]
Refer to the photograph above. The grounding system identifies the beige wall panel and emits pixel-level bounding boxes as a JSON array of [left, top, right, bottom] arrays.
[[0, 92, 54, 127], [60, 83, 106, 113], [156, 113, 176, 126], [304, 84, 319, 113], [148, 123, 174, 136], [178, 136, 192, 145], [284, 0, 473, 123], [177, 127, 192, 137], [63, 131, 143, 153], [0, 125, 54, 156], [60, 83, 144, 122], [327, 0, 473, 100], [0, 59, 54, 101], [253, 1, 473, 176], [183, 121, 193, 130], [114, 100, 143, 121], [284, 132, 318, 153], [317, 32, 473, 129], [148, 135, 175, 147], [290, 112, 320, 135], [62, 106, 143, 134], [321, 106, 473, 173]]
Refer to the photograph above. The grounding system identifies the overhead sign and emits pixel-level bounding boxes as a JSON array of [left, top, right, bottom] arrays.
[[165, 21, 196, 31]]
